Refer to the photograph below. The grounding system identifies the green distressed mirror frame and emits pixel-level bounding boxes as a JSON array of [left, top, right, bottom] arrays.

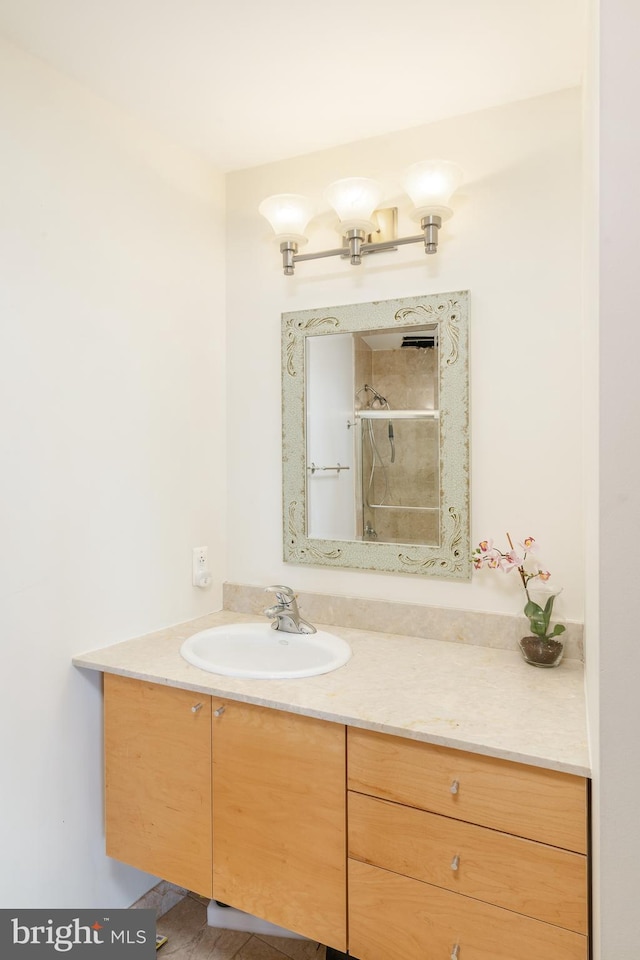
[[281, 290, 471, 579]]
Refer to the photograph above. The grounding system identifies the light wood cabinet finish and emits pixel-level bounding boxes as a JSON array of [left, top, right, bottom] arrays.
[[349, 859, 587, 960], [104, 673, 213, 897], [348, 728, 589, 960], [103, 676, 589, 959], [348, 726, 588, 853], [348, 792, 588, 934], [212, 699, 347, 950]]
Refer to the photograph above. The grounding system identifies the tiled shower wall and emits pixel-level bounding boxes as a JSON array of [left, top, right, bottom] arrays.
[[356, 340, 439, 544]]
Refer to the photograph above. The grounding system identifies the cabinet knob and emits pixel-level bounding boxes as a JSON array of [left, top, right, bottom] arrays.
[[450, 854, 460, 872], [213, 705, 226, 717], [450, 945, 460, 960], [450, 779, 459, 795], [191, 703, 204, 713]]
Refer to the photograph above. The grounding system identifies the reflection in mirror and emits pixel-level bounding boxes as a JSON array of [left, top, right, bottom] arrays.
[[306, 326, 440, 546], [282, 292, 470, 579]]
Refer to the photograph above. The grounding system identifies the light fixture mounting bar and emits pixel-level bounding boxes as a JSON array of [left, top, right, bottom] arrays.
[[280, 215, 443, 274], [364, 231, 427, 251], [293, 245, 347, 263]]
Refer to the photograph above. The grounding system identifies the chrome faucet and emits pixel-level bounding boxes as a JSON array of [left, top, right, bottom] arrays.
[[264, 585, 316, 634]]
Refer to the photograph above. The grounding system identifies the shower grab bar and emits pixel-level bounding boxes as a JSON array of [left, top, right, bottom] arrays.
[[307, 462, 350, 475]]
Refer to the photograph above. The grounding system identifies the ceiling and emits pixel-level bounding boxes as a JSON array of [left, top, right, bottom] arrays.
[[0, 0, 587, 171]]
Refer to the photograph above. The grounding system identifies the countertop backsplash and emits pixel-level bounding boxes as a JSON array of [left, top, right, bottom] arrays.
[[223, 582, 584, 662]]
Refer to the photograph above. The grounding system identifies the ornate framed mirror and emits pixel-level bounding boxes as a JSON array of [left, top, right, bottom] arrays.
[[281, 291, 470, 579]]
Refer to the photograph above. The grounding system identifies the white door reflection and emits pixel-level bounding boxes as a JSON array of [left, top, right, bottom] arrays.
[[305, 333, 356, 540], [305, 325, 440, 546]]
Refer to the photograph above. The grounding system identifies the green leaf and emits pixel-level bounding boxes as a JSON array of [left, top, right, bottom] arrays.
[[549, 623, 566, 637], [524, 599, 547, 637], [542, 595, 555, 629]]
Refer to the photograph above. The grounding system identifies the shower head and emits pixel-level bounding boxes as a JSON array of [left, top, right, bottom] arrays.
[[360, 383, 388, 407]]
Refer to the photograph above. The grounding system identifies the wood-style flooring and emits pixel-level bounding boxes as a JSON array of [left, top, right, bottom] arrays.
[[156, 895, 328, 960]]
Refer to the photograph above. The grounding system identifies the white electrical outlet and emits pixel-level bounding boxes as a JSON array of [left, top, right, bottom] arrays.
[[192, 546, 212, 588]]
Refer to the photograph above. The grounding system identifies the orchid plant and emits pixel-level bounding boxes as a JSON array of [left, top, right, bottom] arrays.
[[472, 534, 566, 643]]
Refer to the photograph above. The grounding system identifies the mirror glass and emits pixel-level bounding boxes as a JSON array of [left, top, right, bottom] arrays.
[[282, 292, 470, 579]]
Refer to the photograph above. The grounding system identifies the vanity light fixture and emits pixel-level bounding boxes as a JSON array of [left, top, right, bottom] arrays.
[[258, 160, 463, 276]]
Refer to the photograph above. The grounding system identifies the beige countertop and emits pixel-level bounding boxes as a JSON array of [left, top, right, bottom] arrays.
[[73, 609, 590, 777]]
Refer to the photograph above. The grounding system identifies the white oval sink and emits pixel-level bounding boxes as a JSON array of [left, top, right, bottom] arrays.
[[180, 622, 351, 679]]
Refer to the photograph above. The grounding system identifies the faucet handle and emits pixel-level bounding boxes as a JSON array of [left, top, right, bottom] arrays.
[[264, 584, 296, 605]]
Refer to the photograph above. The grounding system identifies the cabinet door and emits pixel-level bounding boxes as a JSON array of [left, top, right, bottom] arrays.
[[212, 699, 347, 950], [104, 673, 212, 897]]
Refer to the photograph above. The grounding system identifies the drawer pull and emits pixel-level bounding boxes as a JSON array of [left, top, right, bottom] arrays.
[[450, 945, 460, 960], [450, 854, 460, 871], [191, 703, 204, 713], [213, 705, 226, 717], [450, 779, 459, 795]]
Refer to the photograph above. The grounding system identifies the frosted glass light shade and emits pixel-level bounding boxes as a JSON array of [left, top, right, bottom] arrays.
[[324, 177, 383, 233], [258, 194, 315, 244], [402, 160, 463, 221]]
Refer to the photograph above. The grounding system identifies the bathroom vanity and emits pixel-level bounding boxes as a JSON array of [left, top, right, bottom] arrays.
[[104, 675, 346, 948], [75, 609, 590, 960]]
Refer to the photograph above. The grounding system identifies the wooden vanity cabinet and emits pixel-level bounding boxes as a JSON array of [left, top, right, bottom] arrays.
[[211, 698, 347, 951], [103, 677, 346, 949], [104, 673, 213, 897], [103, 676, 589, 960], [347, 727, 589, 960]]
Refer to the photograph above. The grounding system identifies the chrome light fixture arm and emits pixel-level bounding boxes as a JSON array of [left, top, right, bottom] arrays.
[[280, 215, 443, 275]]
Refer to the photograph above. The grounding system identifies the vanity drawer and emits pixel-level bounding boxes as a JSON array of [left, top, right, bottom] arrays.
[[347, 727, 588, 852], [348, 792, 587, 934], [348, 859, 587, 960]]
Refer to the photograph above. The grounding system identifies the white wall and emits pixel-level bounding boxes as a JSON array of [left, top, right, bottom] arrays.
[[0, 37, 226, 907], [593, 1, 640, 957], [226, 89, 584, 622]]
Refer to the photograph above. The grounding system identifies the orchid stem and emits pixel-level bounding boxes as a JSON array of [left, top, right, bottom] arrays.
[[507, 530, 529, 590]]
